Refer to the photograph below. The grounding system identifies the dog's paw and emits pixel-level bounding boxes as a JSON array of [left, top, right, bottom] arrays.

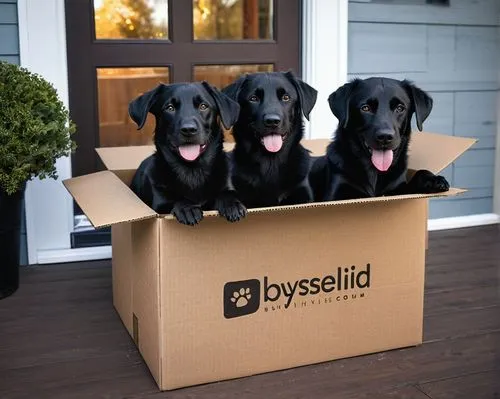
[[413, 170, 450, 194], [216, 197, 247, 223], [172, 204, 203, 226], [428, 175, 450, 192]]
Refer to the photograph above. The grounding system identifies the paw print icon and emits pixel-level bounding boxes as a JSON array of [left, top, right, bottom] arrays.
[[224, 279, 261, 319], [231, 288, 252, 308]]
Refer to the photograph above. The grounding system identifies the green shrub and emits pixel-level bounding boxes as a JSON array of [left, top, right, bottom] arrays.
[[0, 61, 76, 195]]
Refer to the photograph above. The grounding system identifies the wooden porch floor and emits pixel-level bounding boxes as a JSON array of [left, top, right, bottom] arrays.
[[1, 225, 499, 399]]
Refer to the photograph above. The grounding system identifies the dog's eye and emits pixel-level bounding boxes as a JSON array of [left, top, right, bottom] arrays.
[[199, 103, 208, 111], [395, 104, 406, 113], [164, 104, 175, 112], [360, 104, 371, 113], [249, 95, 259, 102], [282, 94, 290, 102]]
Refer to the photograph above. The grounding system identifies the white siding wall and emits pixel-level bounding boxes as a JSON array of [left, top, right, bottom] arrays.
[[348, 0, 500, 218]]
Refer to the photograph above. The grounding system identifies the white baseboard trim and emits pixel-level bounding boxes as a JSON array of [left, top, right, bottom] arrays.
[[32, 214, 499, 264], [36, 246, 112, 265], [428, 213, 500, 231]]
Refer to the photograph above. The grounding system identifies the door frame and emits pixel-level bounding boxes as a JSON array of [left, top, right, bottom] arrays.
[[18, 0, 349, 264]]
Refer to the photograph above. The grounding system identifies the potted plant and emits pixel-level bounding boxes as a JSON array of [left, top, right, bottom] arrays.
[[0, 61, 76, 299]]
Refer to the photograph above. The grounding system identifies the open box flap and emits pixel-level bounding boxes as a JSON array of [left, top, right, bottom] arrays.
[[63, 170, 157, 228], [406, 132, 476, 174], [96, 146, 155, 171]]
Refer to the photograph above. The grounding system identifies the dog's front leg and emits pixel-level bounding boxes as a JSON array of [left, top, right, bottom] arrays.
[[171, 201, 204, 226], [279, 181, 314, 206], [403, 169, 450, 195], [214, 190, 247, 223]]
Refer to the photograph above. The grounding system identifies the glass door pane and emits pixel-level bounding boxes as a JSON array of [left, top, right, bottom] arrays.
[[96, 67, 170, 147], [193, 64, 273, 87], [94, 0, 169, 40], [193, 0, 274, 40]]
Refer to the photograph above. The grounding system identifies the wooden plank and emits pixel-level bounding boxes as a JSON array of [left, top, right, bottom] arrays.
[[454, 149, 496, 167], [424, 92, 454, 135], [418, 370, 500, 399], [0, 24, 19, 54], [349, 0, 500, 26], [428, 198, 493, 218], [454, 91, 497, 139], [348, 23, 427, 73], [455, 26, 498, 75], [424, 306, 500, 342], [446, 188, 493, 200], [454, 165, 494, 189], [425, 285, 500, 316], [0, 54, 19, 64], [427, 25, 455, 73], [0, 3, 17, 24]]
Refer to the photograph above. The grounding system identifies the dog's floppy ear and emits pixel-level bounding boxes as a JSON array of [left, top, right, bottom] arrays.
[[402, 80, 433, 131], [202, 81, 240, 130], [221, 74, 248, 103], [328, 79, 359, 129], [128, 84, 165, 130], [284, 70, 318, 121]]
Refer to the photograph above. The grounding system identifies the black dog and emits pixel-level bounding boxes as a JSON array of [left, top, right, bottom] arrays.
[[309, 77, 450, 201], [128, 81, 247, 226], [222, 71, 317, 208]]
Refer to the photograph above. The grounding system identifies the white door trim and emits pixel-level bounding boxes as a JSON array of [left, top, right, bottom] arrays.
[[17, 0, 74, 265], [302, 0, 348, 140]]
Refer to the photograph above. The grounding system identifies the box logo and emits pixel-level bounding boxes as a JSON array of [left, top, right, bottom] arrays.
[[223, 264, 371, 319], [223, 279, 261, 319]]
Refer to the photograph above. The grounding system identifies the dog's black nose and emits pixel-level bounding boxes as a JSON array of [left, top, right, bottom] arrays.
[[180, 123, 198, 136], [264, 114, 281, 128], [376, 130, 394, 145]]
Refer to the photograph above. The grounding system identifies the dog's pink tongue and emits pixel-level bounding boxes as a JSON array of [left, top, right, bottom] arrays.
[[262, 134, 283, 153], [371, 149, 394, 172], [178, 144, 202, 161]]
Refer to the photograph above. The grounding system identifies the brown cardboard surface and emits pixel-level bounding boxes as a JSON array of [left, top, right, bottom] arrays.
[[63, 171, 156, 228], [159, 187, 465, 220], [407, 132, 477, 174], [96, 146, 155, 172], [131, 219, 162, 387], [111, 224, 133, 336], [154, 199, 426, 389]]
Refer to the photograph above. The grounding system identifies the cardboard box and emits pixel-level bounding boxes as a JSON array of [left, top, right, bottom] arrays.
[[64, 132, 475, 391]]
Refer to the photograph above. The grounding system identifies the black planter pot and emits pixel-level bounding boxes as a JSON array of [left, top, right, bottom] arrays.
[[0, 182, 26, 300]]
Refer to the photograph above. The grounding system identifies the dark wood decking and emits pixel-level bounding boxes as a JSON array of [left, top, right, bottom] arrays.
[[1, 225, 499, 399]]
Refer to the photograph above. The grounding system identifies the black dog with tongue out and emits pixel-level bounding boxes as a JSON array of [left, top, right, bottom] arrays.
[[309, 77, 450, 201], [128, 81, 247, 226], [222, 71, 318, 208]]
